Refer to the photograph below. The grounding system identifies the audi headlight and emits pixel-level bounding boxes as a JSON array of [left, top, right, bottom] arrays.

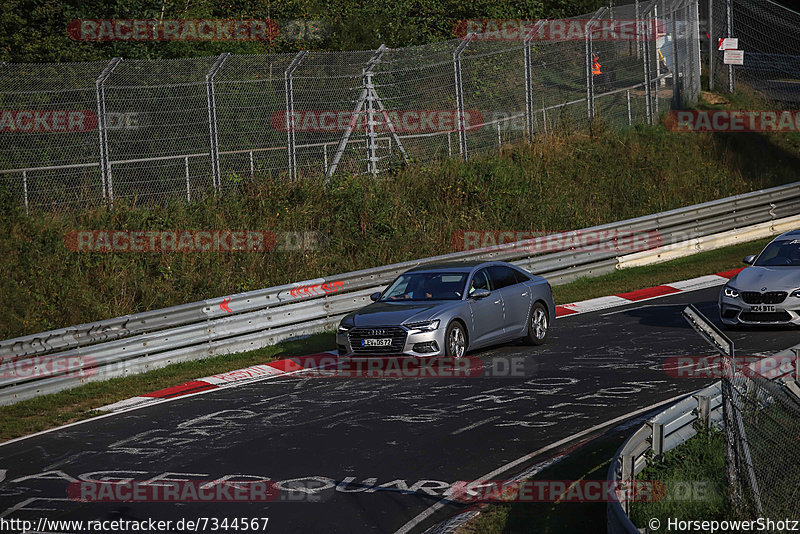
[[338, 317, 355, 333], [791, 289, 800, 298], [723, 285, 739, 298], [404, 319, 440, 332]]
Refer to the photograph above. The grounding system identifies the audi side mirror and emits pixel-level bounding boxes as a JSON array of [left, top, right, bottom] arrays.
[[471, 289, 491, 299], [370, 292, 382, 302], [743, 255, 757, 265]]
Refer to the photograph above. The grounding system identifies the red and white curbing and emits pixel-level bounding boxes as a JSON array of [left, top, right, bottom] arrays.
[[554, 268, 743, 316], [101, 268, 744, 413], [100, 351, 338, 412]]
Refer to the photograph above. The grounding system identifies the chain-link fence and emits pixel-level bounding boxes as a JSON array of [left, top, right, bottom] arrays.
[[721, 350, 800, 520], [0, 0, 701, 211], [706, 0, 800, 102]]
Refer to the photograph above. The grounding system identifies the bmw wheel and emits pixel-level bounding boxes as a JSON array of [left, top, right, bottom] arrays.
[[524, 302, 549, 345], [445, 321, 467, 358]]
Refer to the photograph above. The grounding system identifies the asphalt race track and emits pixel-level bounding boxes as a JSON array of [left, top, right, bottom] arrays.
[[1, 286, 797, 533]]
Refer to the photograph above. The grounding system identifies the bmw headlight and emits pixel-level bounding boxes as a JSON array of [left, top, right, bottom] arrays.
[[338, 316, 355, 333], [404, 319, 440, 332], [723, 285, 739, 298]]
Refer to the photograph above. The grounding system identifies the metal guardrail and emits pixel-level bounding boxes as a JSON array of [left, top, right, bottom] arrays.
[[607, 382, 725, 533], [606, 307, 800, 533], [1, 181, 800, 405]]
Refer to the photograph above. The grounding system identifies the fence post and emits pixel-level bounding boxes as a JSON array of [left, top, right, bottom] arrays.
[[635, 0, 641, 59], [206, 53, 230, 194], [523, 22, 545, 138], [365, 69, 378, 175], [184, 156, 191, 203], [643, 21, 654, 125], [653, 5, 660, 116], [95, 57, 122, 207], [22, 170, 29, 214], [454, 34, 473, 160], [671, 4, 682, 108], [626, 90, 632, 125], [585, 9, 605, 121], [708, 0, 714, 90], [524, 33, 533, 138], [726, 0, 734, 92], [585, 30, 594, 121], [285, 51, 308, 182]]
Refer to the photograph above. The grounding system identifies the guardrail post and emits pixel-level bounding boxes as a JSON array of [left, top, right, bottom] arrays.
[[651, 421, 664, 456], [285, 51, 308, 182], [206, 53, 229, 194], [454, 34, 473, 160], [621, 454, 634, 515], [95, 57, 122, 207], [696, 394, 711, 428]]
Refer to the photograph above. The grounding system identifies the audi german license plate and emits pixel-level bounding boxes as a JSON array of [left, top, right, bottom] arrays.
[[750, 305, 776, 312], [362, 338, 392, 347]]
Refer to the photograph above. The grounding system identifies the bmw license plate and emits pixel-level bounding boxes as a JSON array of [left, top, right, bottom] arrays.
[[362, 338, 392, 347], [750, 305, 776, 312]]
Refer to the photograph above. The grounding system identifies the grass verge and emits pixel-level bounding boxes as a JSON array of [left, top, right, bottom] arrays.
[[628, 428, 730, 527], [3, 116, 799, 340], [0, 236, 775, 443]]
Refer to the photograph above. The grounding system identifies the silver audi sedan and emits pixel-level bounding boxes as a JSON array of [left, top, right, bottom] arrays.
[[719, 230, 800, 327], [336, 261, 555, 357]]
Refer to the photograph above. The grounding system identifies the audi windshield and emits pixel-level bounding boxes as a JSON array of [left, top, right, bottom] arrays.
[[381, 272, 468, 301]]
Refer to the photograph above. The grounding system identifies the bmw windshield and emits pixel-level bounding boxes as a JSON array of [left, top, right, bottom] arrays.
[[381, 272, 468, 301], [754, 240, 800, 267]]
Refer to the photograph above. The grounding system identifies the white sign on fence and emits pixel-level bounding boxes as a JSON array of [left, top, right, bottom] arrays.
[[723, 50, 744, 65], [718, 37, 739, 50]]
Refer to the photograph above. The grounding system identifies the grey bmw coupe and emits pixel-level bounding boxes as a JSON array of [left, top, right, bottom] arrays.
[[336, 261, 555, 357], [719, 230, 800, 327]]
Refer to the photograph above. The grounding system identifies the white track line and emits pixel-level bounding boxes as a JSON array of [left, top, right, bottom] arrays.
[[393, 392, 694, 534]]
